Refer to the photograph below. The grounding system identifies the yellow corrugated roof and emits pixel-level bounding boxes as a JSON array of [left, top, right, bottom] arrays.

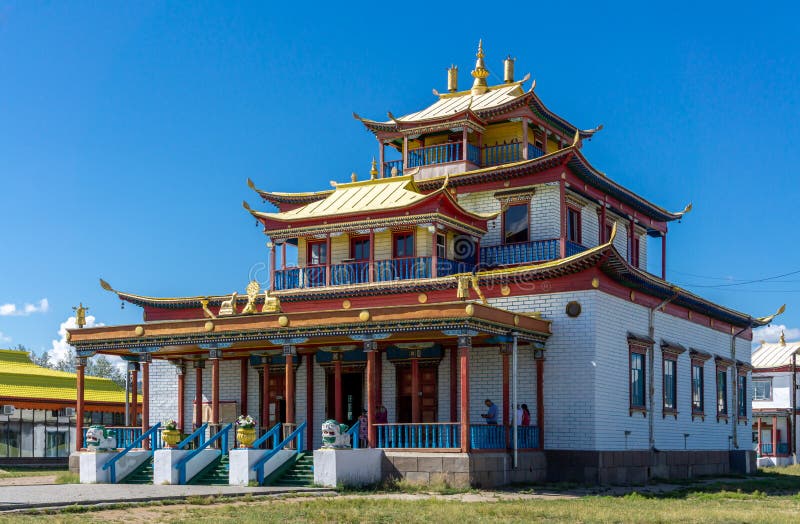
[[397, 83, 524, 122], [0, 349, 129, 404]]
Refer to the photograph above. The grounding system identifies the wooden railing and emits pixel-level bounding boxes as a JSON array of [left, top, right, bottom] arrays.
[[374, 423, 460, 449], [383, 159, 403, 177], [375, 257, 432, 281], [483, 143, 522, 166], [480, 239, 560, 266], [408, 143, 463, 167], [331, 261, 369, 285], [566, 241, 588, 257], [470, 425, 540, 450]]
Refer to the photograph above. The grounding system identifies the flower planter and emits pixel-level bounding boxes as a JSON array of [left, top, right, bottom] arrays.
[[237, 426, 256, 448], [162, 429, 181, 448]]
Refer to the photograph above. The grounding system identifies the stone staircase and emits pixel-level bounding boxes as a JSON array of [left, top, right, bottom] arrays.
[[119, 456, 153, 484], [270, 453, 314, 487], [189, 454, 230, 485]]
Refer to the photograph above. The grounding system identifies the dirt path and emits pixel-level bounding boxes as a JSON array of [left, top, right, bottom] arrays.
[[0, 476, 56, 487]]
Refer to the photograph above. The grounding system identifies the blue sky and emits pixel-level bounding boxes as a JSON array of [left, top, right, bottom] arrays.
[[1, 1, 799, 357]]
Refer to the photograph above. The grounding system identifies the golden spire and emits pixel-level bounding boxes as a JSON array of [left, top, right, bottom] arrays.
[[471, 40, 490, 95], [447, 65, 458, 93], [370, 158, 379, 180], [351, 172, 357, 182], [780, 330, 786, 346]]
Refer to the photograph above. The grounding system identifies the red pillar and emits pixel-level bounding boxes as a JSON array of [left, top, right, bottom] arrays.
[[559, 179, 567, 258], [376, 349, 383, 408], [757, 417, 762, 454], [502, 350, 510, 447], [411, 354, 421, 423], [281, 242, 287, 270], [75, 359, 85, 451], [461, 127, 468, 162], [270, 243, 277, 291], [325, 234, 332, 287], [177, 363, 185, 432], [521, 119, 529, 159], [368, 229, 375, 283], [431, 228, 438, 278], [536, 358, 545, 449], [211, 357, 220, 427], [459, 337, 471, 452], [141, 360, 150, 450], [450, 347, 458, 422], [367, 347, 377, 447], [378, 138, 385, 177], [306, 354, 314, 450], [661, 233, 667, 280], [261, 361, 270, 428], [629, 218, 636, 265], [194, 363, 203, 430], [600, 204, 607, 243], [240, 358, 248, 416], [334, 355, 343, 422], [131, 368, 138, 426], [772, 416, 778, 456], [285, 349, 295, 425]]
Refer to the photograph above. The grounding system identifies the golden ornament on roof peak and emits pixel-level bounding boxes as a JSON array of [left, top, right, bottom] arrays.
[[470, 39, 489, 95], [370, 158, 378, 179]]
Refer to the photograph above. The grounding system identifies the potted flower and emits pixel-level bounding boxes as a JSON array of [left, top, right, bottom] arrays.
[[236, 414, 257, 448], [162, 419, 181, 448]]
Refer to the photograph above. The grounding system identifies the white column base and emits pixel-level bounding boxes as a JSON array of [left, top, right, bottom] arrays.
[[78, 450, 149, 483], [153, 448, 219, 485], [313, 448, 383, 487]]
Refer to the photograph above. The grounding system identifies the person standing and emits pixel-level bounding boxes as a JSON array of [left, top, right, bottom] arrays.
[[357, 409, 368, 448], [481, 399, 498, 425], [521, 404, 531, 426]]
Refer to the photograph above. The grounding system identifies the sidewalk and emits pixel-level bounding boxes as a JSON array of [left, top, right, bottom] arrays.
[[0, 483, 332, 512]]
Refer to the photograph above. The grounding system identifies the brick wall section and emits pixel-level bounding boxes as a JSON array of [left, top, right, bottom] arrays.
[[148, 360, 178, 428]]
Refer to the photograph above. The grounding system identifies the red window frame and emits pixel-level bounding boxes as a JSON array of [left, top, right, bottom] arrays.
[[566, 205, 582, 244], [307, 240, 327, 266], [350, 235, 370, 261], [662, 356, 678, 417], [629, 344, 648, 416], [392, 231, 415, 258], [630, 235, 641, 268], [502, 203, 530, 245], [716, 365, 729, 421]]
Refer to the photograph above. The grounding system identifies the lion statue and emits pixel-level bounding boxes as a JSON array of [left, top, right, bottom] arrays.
[[85, 425, 117, 451], [320, 419, 350, 449]]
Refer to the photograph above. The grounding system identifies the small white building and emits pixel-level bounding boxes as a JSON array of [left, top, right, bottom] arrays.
[[751, 335, 800, 467]]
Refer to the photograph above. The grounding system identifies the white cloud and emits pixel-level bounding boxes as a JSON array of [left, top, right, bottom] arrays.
[[0, 298, 50, 316], [44, 314, 126, 376], [753, 324, 800, 345], [0, 331, 10, 344]]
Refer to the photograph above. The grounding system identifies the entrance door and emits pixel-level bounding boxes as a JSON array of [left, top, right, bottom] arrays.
[[396, 365, 438, 423], [265, 372, 286, 428], [326, 371, 364, 427]]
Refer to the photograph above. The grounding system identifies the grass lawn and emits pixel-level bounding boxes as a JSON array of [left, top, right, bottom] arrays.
[[4, 466, 800, 523], [0, 467, 66, 479]]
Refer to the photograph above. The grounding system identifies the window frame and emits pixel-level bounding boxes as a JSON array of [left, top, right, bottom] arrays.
[[630, 234, 640, 268], [502, 203, 530, 245], [662, 357, 678, 416], [350, 235, 370, 261], [737, 372, 747, 420], [691, 360, 705, 419], [392, 231, 415, 259], [566, 205, 582, 244], [629, 344, 648, 416], [436, 233, 446, 259], [307, 240, 328, 266], [716, 365, 729, 421], [753, 378, 773, 401]]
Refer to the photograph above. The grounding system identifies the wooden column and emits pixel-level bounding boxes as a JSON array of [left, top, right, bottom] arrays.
[[600, 203, 607, 243], [461, 127, 468, 162], [194, 361, 204, 430], [261, 360, 270, 428], [450, 347, 458, 422], [131, 368, 138, 426], [402, 135, 409, 169], [306, 354, 314, 450], [536, 357, 545, 449], [458, 336, 471, 452], [141, 359, 150, 450], [661, 233, 667, 280], [772, 416, 778, 456], [334, 354, 343, 422], [378, 139, 385, 178], [325, 234, 332, 287], [240, 358, 248, 416], [210, 354, 220, 428], [365, 341, 377, 447], [502, 348, 510, 447], [285, 347, 295, 425], [629, 218, 636, 265], [521, 119, 529, 159], [281, 243, 287, 270], [431, 227, 438, 278], [177, 362, 186, 432], [376, 349, 383, 408], [75, 358, 86, 451], [757, 417, 762, 455], [559, 179, 567, 258], [269, 242, 277, 291], [411, 353, 421, 424], [368, 229, 375, 283]]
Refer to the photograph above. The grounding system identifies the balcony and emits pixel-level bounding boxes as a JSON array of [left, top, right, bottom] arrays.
[[274, 257, 475, 291], [480, 239, 588, 266], [382, 142, 546, 175]]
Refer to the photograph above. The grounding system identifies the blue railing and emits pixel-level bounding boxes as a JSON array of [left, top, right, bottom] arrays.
[[383, 159, 403, 177], [101, 423, 161, 484], [375, 423, 460, 449], [408, 143, 463, 167], [527, 144, 544, 159], [344, 420, 360, 449], [251, 423, 282, 450], [82, 426, 143, 450], [480, 239, 560, 266], [302, 266, 326, 288], [778, 442, 789, 455], [437, 258, 474, 277], [274, 268, 300, 291], [331, 261, 369, 286], [375, 257, 432, 281], [174, 423, 233, 484], [565, 241, 588, 257], [515, 426, 540, 449], [760, 443, 773, 455], [483, 143, 522, 166], [467, 144, 481, 165], [470, 425, 505, 449], [176, 423, 208, 450], [253, 421, 306, 485]]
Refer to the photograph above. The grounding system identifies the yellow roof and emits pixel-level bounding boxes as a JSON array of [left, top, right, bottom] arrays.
[[0, 349, 129, 404], [397, 83, 525, 122]]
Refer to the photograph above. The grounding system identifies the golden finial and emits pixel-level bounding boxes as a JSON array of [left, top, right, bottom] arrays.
[[504, 55, 515, 84], [391, 166, 399, 177], [447, 65, 458, 93], [370, 158, 378, 180], [471, 40, 489, 95], [72, 303, 89, 328], [351, 172, 357, 182], [780, 330, 786, 346]]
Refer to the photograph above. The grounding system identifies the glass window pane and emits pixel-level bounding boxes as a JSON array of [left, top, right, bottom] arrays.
[[504, 205, 529, 244], [664, 359, 675, 409], [631, 353, 645, 408]]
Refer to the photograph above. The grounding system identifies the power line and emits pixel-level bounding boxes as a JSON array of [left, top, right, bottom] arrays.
[[675, 268, 800, 288]]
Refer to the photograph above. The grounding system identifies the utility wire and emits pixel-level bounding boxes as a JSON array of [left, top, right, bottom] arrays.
[[674, 268, 800, 288]]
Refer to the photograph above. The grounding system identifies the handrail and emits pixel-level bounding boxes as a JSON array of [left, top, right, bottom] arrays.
[[253, 421, 306, 485], [251, 423, 282, 449], [102, 422, 161, 484], [174, 423, 233, 484], [177, 423, 208, 450], [344, 420, 360, 449]]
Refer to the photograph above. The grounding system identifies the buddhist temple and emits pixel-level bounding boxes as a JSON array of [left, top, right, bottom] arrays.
[[67, 43, 777, 486]]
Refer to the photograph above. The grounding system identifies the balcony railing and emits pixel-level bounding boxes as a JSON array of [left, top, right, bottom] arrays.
[[331, 261, 369, 286], [760, 443, 773, 455], [480, 239, 588, 266], [375, 423, 460, 449], [408, 143, 463, 168], [382, 142, 547, 175], [383, 159, 403, 177], [470, 425, 540, 450], [528, 144, 544, 159], [375, 257, 432, 281], [778, 442, 789, 454], [483, 143, 522, 166], [566, 240, 588, 257]]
